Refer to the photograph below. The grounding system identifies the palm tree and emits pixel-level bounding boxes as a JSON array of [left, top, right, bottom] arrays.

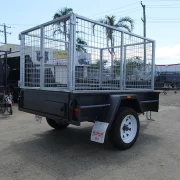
[[94, 15, 134, 55], [93, 15, 134, 77], [53, 7, 73, 49], [53, 7, 87, 52], [53, 7, 73, 19]]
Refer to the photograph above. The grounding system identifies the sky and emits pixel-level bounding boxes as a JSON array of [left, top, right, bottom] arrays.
[[0, 0, 180, 65]]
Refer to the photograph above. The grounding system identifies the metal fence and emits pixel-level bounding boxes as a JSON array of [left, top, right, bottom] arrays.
[[20, 13, 155, 92]]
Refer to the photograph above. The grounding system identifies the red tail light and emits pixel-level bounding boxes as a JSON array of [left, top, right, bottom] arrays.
[[74, 108, 78, 118]]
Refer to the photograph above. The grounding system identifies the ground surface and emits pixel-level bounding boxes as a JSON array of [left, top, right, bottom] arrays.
[[0, 91, 180, 180]]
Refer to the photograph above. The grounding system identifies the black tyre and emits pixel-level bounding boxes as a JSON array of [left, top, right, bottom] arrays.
[[46, 118, 69, 130], [0, 104, 6, 114], [108, 108, 140, 150], [7, 106, 13, 115], [9, 107, 13, 115]]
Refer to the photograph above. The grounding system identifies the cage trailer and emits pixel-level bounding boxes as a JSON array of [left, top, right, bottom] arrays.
[[18, 14, 159, 150]]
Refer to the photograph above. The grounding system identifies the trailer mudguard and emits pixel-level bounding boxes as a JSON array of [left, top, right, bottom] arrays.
[[105, 94, 142, 129], [87, 94, 142, 144], [76, 94, 142, 126]]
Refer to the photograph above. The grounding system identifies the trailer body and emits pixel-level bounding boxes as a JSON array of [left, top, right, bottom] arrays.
[[18, 13, 159, 149], [19, 89, 159, 126]]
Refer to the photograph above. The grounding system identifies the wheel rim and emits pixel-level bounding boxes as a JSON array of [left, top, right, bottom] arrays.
[[120, 115, 137, 144]]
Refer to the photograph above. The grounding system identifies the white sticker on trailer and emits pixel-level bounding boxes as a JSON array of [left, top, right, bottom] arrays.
[[91, 121, 109, 144], [35, 115, 42, 124]]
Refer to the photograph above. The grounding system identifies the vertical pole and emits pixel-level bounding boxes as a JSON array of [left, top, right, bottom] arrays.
[[5, 52, 7, 88], [141, 1, 147, 70], [111, 40, 114, 79], [4, 24, 7, 44], [151, 41, 155, 90], [120, 32, 124, 90], [123, 46, 127, 90], [72, 14, 76, 91], [40, 25, 44, 89], [69, 14, 76, 91], [20, 34, 25, 88], [3, 24, 7, 90], [99, 49, 103, 88]]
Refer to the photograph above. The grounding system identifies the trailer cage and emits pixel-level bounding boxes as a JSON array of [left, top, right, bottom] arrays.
[[19, 13, 159, 150]]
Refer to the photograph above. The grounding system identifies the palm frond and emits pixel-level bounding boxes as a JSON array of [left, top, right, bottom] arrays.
[[92, 18, 106, 35], [53, 28, 63, 36], [105, 15, 116, 26], [53, 7, 73, 19], [61, 7, 73, 16], [53, 13, 60, 19], [76, 38, 87, 52], [76, 37, 87, 45], [115, 23, 131, 32], [118, 16, 134, 31]]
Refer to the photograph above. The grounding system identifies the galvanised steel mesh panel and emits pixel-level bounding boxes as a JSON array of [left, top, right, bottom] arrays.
[[75, 17, 122, 90], [124, 33, 153, 89], [20, 15, 71, 90], [23, 29, 41, 88], [20, 14, 155, 91], [43, 18, 70, 89], [75, 16, 154, 90]]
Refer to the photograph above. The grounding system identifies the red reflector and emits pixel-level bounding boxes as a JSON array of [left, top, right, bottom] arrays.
[[74, 108, 78, 117]]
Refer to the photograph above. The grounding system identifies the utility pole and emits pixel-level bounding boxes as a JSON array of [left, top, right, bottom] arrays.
[[0, 24, 11, 88], [0, 23, 11, 44], [141, 1, 146, 69]]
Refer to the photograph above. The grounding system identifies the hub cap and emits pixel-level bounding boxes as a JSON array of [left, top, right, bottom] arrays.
[[120, 115, 137, 143]]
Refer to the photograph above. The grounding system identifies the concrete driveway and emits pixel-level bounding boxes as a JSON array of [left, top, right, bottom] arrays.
[[0, 91, 180, 180]]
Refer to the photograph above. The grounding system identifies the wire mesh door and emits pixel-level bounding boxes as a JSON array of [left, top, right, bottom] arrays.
[[22, 28, 41, 88], [20, 15, 71, 90], [124, 37, 154, 90], [43, 18, 70, 89]]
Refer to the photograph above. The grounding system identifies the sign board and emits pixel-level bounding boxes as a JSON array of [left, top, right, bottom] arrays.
[[51, 51, 91, 66], [53, 51, 68, 59], [25, 47, 92, 66], [52, 51, 68, 65]]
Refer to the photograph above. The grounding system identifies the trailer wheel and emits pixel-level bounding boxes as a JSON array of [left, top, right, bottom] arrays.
[[0, 106, 6, 113], [46, 118, 69, 130], [108, 108, 140, 150], [8, 106, 13, 115]]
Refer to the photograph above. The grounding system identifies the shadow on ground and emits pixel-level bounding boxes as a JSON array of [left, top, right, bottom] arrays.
[[0, 122, 161, 179]]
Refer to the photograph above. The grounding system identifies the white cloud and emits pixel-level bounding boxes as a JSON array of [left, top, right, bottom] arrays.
[[156, 44, 180, 65]]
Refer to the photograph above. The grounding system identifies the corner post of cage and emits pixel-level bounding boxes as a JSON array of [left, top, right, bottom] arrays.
[[120, 32, 124, 90], [99, 48, 103, 88], [40, 25, 45, 89], [69, 13, 76, 91], [151, 41, 155, 90], [123, 46, 127, 89], [20, 33, 25, 88]]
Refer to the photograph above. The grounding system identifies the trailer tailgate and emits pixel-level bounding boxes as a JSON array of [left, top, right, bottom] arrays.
[[19, 89, 69, 118]]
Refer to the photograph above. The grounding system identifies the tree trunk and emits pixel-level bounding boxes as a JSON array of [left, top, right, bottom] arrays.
[[64, 21, 68, 51], [111, 39, 114, 79]]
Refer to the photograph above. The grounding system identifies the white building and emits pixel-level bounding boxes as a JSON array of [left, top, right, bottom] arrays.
[[0, 44, 20, 57], [156, 64, 180, 72], [1, 43, 180, 73]]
